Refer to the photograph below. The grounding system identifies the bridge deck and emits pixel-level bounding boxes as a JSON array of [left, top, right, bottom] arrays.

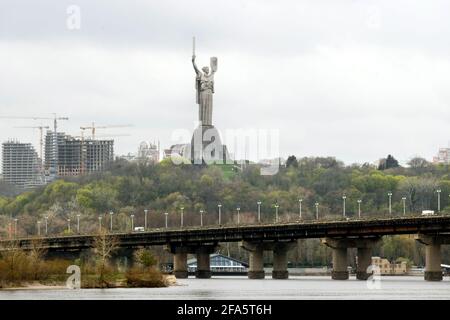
[[2, 215, 450, 251]]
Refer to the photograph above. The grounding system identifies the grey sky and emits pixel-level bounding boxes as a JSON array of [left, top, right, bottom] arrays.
[[0, 0, 449, 165]]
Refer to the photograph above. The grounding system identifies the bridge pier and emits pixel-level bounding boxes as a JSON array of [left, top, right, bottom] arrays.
[[414, 234, 450, 281], [241, 242, 265, 279], [167, 243, 218, 279], [272, 242, 296, 279], [322, 237, 380, 280], [241, 241, 296, 279], [173, 252, 188, 279]]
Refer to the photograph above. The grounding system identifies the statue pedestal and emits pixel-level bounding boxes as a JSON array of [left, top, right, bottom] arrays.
[[189, 125, 230, 165]]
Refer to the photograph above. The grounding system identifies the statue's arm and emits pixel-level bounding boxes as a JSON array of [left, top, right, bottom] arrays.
[[192, 56, 200, 75]]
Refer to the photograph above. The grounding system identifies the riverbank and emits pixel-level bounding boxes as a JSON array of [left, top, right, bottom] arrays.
[[0, 275, 177, 290]]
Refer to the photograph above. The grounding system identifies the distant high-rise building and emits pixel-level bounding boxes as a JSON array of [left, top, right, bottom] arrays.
[[433, 147, 450, 164], [44, 131, 114, 177], [2, 140, 45, 189]]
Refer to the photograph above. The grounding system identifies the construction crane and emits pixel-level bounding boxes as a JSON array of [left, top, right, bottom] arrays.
[[0, 114, 69, 134], [80, 122, 132, 140], [13, 125, 50, 161]]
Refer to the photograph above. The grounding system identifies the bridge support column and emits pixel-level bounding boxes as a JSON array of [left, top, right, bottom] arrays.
[[272, 242, 296, 279], [415, 234, 447, 281], [196, 248, 212, 279], [173, 252, 188, 279], [322, 237, 381, 280], [356, 248, 372, 280], [241, 242, 265, 279]]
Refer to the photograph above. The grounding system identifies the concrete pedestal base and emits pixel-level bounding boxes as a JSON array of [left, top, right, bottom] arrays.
[[332, 271, 349, 280], [356, 271, 370, 280], [174, 271, 189, 278], [272, 270, 288, 279], [248, 271, 265, 279], [424, 271, 443, 281], [195, 270, 212, 279]]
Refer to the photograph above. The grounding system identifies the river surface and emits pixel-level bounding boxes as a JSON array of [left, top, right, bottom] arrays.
[[1, 276, 449, 300]]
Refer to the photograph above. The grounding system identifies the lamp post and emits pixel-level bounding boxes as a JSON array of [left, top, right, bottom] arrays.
[[257, 201, 262, 223], [180, 207, 184, 228], [217, 204, 222, 225], [437, 189, 441, 212], [7, 222, 11, 239], [342, 195, 347, 218], [357, 199, 362, 218], [298, 199, 303, 220], [315, 202, 319, 220], [37, 221, 41, 236], [67, 218, 71, 233], [110, 211, 114, 232], [144, 209, 148, 231], [44, 216, 48, 236], [130, 214, 134, 232], [200, 210, 204, 227], [388, 192, 393, 215], [237, 207, 241, 225], [274, 204, 279, 223], [13, 218, 18, 238], [98, 216, 102, 232], [402, 197, 407, 216], [76, 214, 80, 233], [164, 212, 169, 229]]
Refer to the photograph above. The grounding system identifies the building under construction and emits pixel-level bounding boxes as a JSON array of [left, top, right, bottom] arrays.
[[44, 131, 114, 177], [1, 140, 45, 189]]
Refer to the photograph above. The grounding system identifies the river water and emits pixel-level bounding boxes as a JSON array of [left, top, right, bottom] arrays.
[[1, 276, 449, 300]]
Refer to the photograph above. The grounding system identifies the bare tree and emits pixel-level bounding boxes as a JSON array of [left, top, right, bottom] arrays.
[[29, 239, 47, 280], [92, 228, 118, 285]]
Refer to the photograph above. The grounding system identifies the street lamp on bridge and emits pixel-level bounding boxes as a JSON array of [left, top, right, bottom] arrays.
[[388, 192, 393, 215], [13, 218, 18, 239], [37, 221, 41, 236], [180, 207, 184, 228], [357, 199, 362, 218], [257, 201, 262, 223], [274, 204, 279, 223], [218, 204, 222, 225], [298, 199, 303, 220], [76, 214, 80, 233], [110, 211, 114, 232], [236, 207, 241, 225], [44, 216, 48, 236], [98, 216, 103, 232], [130, 214, 134, 232], [315, 202, 319, 220], [402, 197, 407, 216], [437, 189, 442, 212], [200, 210, 204, 227], [144, 209, 148, 231], [342, 195, 347, 218], [164, 212, 169, 229], [67, 218, 71, 233]]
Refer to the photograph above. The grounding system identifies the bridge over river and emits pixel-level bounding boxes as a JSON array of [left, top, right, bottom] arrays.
[[2, 215, 450, 281]]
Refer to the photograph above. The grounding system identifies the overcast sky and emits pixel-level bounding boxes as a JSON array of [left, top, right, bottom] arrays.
[[1, 0, 449, 165]]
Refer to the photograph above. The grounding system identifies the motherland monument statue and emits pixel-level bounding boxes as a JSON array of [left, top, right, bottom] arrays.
[[189, 37, 229, 165]]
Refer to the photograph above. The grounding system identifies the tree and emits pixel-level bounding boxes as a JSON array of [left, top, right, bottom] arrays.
[[378, 155, 400, 170], [92, 229, 118, 285], [286, 155, 298, 168]]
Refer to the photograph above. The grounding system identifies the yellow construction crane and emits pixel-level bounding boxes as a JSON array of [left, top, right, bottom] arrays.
[[13, 125, 50, 161], [0, 114, 69, 134], [80, 122, 132, 140]]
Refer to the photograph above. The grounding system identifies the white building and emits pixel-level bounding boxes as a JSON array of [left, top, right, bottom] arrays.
[[433, 148, 450, 164]]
